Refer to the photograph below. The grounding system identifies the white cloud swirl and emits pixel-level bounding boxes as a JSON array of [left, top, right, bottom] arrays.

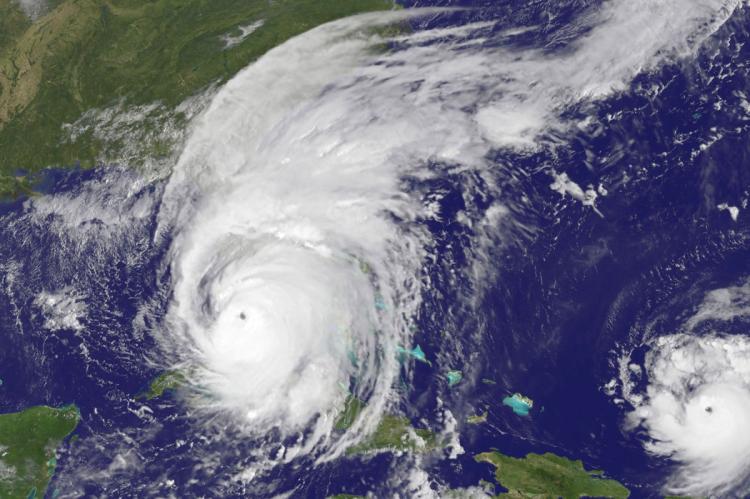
[[154, 0, 742, 466]]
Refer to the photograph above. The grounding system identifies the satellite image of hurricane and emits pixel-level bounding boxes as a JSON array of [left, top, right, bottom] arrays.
[[1, 0, 750, 497]]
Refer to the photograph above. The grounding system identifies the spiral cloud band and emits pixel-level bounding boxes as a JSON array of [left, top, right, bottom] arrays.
[[623, 334, 750, 496], [618, 280, 750, 496], [155, 0, 742, 465], [159, 12, 438, 458]]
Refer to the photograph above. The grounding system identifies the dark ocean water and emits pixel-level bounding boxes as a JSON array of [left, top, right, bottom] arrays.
[[1, 1, 750, 497]]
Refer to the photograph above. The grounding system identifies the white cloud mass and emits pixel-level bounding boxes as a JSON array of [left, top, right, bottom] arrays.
[[626, 334, 750, 496], [154, 0, 741, 471]]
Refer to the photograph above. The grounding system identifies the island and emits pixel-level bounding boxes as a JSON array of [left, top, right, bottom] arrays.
[[445, 370, 463, 387], [467, 411, 488, 424], [335, 396, 438, 454], [502, 393, 534, 417], [137, 370, 185, 400], [396, 344, 431, 365], [346, 414, 437, 454], [334, 396, 367, 431], [476, 451, 630, 498], [0, 404, 80, 498]]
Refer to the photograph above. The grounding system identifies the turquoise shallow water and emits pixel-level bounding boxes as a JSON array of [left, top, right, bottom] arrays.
[[503, 396, 532, 417], [2, 3, 749, 497]]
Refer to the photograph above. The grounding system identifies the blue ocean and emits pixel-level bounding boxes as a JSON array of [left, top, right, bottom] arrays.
[[2, 1, 750, 497]]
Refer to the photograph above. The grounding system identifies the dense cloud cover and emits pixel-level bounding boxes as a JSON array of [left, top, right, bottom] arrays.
[[155, 0, 741, 471]]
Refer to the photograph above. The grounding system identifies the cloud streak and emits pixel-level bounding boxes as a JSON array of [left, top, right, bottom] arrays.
[[155, 0, 741, 472]]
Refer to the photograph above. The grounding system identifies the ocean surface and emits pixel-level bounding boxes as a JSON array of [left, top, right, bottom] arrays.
[[2, 1, 750, 497]]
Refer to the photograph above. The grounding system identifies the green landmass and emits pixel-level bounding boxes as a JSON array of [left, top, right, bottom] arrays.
[[138, 370, 185, 400], [335, 396, 439, 454], [334, 395, 366, 431], [0, 0, 396, 195], [442, 480, 497, 498], [347, 413, 437, 454], [0, 404, 80, 498], [467, 411, 488, 424], [476, 451, 630, 498]]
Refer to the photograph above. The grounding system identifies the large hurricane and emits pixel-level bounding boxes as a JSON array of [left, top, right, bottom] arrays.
[[154, 0, 742, 470]]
